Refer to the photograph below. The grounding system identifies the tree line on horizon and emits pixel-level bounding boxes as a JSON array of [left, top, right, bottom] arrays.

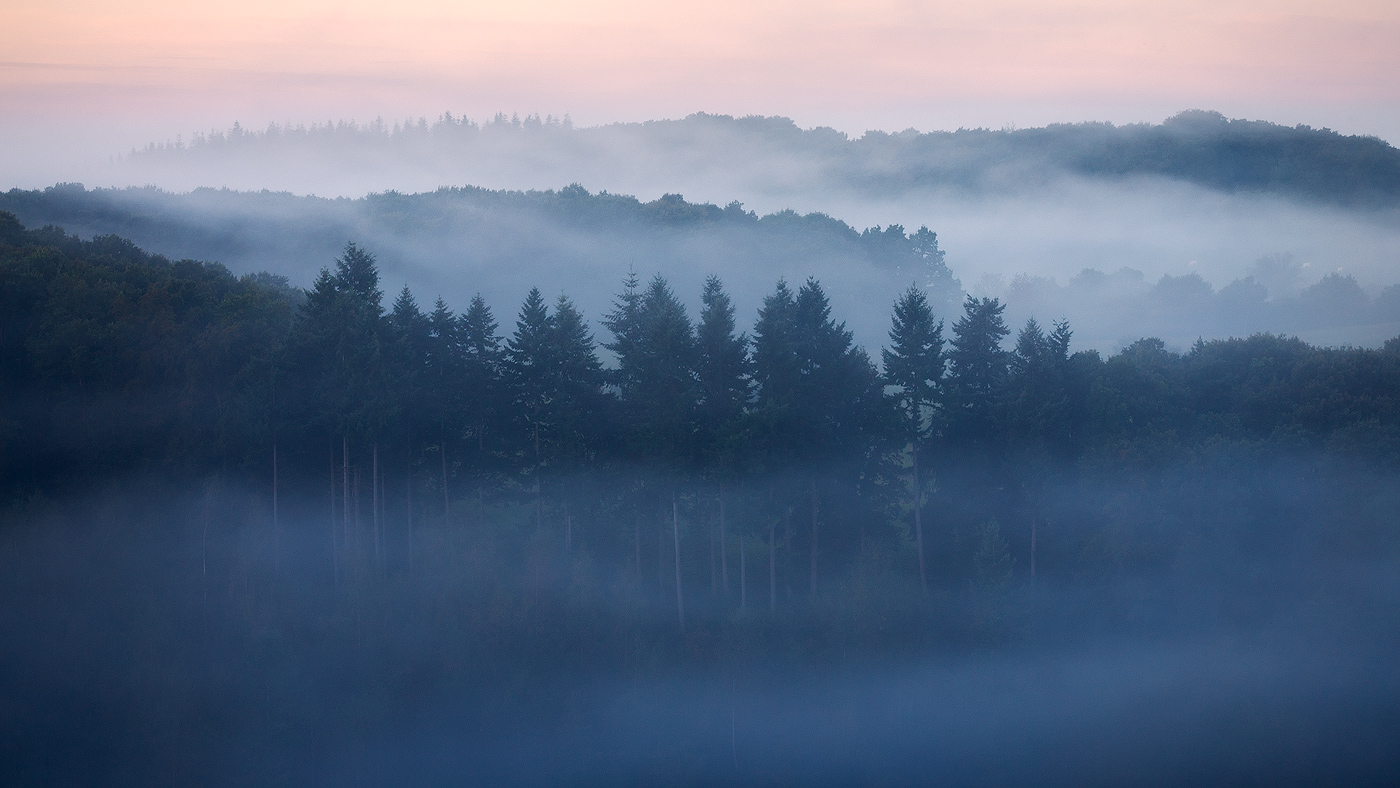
[[4, 211, 1400, 624], [124, 109, 1400, 207]]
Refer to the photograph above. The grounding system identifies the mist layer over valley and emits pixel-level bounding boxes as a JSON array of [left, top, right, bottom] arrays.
[[4, 107, 1400, 786], [5, 176, 1400, 353], [4, 202, 1400, 784]]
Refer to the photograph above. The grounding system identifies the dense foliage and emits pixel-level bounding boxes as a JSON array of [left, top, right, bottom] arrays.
[[4, 210, 1400, 617]]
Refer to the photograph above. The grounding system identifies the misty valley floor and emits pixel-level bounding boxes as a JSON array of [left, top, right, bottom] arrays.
[[3, 484, 1400, 787]]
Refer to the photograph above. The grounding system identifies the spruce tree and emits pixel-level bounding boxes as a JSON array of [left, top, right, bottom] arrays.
[[696, 274, 750, 436], [460, 294, 503, 499], [882, 285, 944, 591], [948, 295, 1010, 444]]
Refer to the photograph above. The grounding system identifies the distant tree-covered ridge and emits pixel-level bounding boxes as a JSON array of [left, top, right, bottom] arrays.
[[126, 110, 1400, 207], [0, 183, 967, 353]]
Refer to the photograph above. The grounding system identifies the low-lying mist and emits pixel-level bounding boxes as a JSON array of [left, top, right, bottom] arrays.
[[4, 457, 1399, 786]]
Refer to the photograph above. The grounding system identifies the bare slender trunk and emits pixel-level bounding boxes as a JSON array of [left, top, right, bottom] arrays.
[[272, 443, 279, 575], [783, 510, 791, 602], [564, 504, 572, 555], [739, 529, 746, 610], [809, 477, 818, 597], [673, 494, 685, 631], [533, 422, 541, 533], [407, 464, 414, 574], [914, 446, 926, 592], [201, 510, 208, 634], [1030, 517, 1037, 582], [440, 437, 450, 521], [330, 438, 339, 587], [353, 465, 360, 547], [720, 497, 729, 595], [373, 443, 380, 565], [768, 518, 776, 614], [710, 521, 717, 596], [342, 436, 349, 542], [634, 512, 641, 581]]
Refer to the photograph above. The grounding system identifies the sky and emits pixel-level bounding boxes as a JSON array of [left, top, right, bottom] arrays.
[[2, 0, 1399, 172]]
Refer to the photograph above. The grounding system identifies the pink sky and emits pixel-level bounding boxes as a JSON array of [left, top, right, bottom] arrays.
[[3, 0, 1398, 154]]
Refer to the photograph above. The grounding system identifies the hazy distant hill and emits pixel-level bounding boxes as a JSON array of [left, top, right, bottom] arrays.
[[0, 183, 963, 354], [4, 181, 1399, 354], [122, 110, 1400, 207]]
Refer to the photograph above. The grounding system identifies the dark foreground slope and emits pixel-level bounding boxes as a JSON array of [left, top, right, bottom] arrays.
[[3, 217, 1400, 785]]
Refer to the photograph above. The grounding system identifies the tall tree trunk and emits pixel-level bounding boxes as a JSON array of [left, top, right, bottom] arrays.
[[914, 446, 926, 593], [330, 437, 339, 588], [373, 442, 380, 565], [768, 518, 776, 614], [720, 497, 729, 596], [272, 443, 279, 575], [440, 436, 450, 521], [783, 510, 791, 601], [809, 477, 818, 598], [342, 436, 349, 543], [201, 510, 208, 634], [353, 465, 360, 547], [710, 521, 717, 596], [407, 463, 414, 575], [1030, 516, 1037, 582], [739, 527, 746, 610], [634, 512, 642, 582], [673, 494, 685, 631], [533, 422, 541, 533], [564, 504, 572, 555]]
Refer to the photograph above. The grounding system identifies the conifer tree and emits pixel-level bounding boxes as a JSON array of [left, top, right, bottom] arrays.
[[460, 294, 503, 507], [505, 288, 554, 527], [633, 275, 698, 469], [883, 285, 944, 591], [696, 275, 750, 596], [696, 275, 750, 440], [948, 295, 1010, 444]]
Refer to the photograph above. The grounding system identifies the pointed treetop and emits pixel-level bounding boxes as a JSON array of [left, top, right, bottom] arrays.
[[334, 242, 382, 308]]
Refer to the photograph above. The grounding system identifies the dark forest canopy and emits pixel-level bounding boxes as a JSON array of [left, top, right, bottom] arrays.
[[5, 211, 1400, 564], [126, 109, 1400, 207]]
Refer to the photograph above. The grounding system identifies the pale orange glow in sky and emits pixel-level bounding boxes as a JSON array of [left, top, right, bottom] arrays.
[[2, 0, 1399, 143]]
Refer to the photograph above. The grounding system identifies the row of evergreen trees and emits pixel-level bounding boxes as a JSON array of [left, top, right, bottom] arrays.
[[6, 214, 1400, 619]]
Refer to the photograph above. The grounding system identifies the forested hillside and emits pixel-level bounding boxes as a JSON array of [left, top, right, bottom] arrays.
[[6, 210, 1400, 783], [5, 210, 1400, 604], [124, 110, 1400, 206], [0, 183, 964, 354]]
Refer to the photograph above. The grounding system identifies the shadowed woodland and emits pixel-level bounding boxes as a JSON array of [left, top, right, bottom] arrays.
[[4, 210, 1400, 784]]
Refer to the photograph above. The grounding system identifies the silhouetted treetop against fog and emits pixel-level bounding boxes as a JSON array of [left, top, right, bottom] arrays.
[[5, 209, 1400, 505], [126, 110, 1400, 207]]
